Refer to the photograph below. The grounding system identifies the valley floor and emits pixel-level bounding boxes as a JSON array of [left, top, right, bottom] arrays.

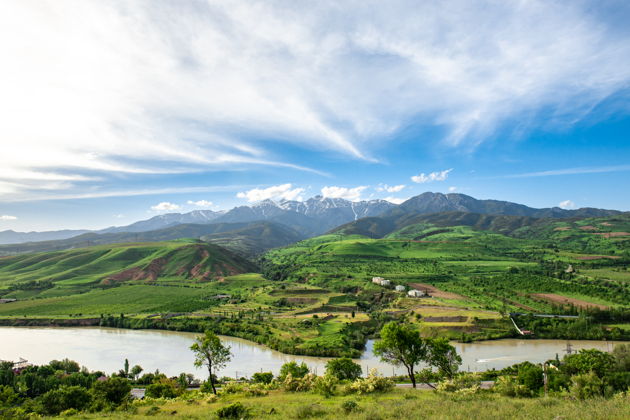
[[63, 389, 630, 420]]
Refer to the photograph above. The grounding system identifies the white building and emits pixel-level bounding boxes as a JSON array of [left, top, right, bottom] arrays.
[[395, 285, 406, 292], [372, 276, 385, 284], [380, 279, 391, 286], [407, 289, 426, 298]]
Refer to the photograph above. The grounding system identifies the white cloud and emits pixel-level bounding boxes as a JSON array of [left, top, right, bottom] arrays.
[[114, 214, 125, 219], [384, 196, 407, 204], [237, 184, 304, 202], [187, 200, 214, 208], [150, 202, 181, 212], [0, 215, 17, 221], [1, 1, 629, 199], [321, 186, 367, 201], [377, 184, 406, 193], [448, 186, 457, 192], [411, 169, 453, 183], [558, 200, 577, 210]]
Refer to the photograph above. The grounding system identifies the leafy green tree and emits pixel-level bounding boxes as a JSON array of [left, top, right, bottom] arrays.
[[325, 358, 362, 381], [278, 362, 309, 381], [562, 349, 615, 377], [612, 343, 630, 371], [252, 372, 274, 384], [373, 322, 429, 388], [427, 338, 462, 379], [145, 378, 180, 399], [130, 365, 143, 381], [49, 359, 80, 374], [40, 386, 92, 415], [91, 377, 131, 405], [190, 330, 232, 394]]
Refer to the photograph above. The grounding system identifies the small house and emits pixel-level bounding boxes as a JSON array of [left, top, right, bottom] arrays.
[[380, 279, 391, 286], [372, 277, 385, 284], [395, 285, 406, 292], [407, 289, 426, 298]]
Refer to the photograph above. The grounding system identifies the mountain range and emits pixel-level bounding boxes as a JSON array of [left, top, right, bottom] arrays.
[[0, 192, 622, 255]]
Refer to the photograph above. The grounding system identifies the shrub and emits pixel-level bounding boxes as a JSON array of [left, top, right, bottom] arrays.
[[341, 399, 358, 414], [436, 373, 482, 393], [325, 358, 362, 381], [145, 379, 181, 399], [313, 374, 338, 398], [220, 381, 245, 394], [216, 402, 249, 419], [493, 376, 532, 398], [282, 373, 317, 392], [346, 369, 394, 395], [570, 371, 605, 400]]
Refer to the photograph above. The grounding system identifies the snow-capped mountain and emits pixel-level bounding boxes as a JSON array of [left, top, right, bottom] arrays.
[[99, 209, 225, 234]]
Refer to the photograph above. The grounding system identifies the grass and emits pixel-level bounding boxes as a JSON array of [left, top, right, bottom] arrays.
[[60, 389, 630, 420]]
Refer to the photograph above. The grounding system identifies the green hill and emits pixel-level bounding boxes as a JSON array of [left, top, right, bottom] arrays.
[[0, 240, 258, 315], [0, 221, 304, 257]]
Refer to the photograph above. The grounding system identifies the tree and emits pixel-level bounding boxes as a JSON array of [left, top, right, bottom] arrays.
[[562, 349, 615, 377], [373, 322, 429, 388], [278, 362, 309, 381], [325, 358, 362, 381], [252, 372, 274, 384], [427, 338, 462, 379], [130, 365, 143, 381], [91, 377, 130, 405], [190, 330, 232, 394], [123, 359, 129, 378]]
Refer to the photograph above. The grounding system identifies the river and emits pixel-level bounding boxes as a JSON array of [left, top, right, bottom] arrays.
[[0, 327, 625, 378]]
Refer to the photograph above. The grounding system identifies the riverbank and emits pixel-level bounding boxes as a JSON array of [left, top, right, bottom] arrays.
[[2, 326, 627, 378]]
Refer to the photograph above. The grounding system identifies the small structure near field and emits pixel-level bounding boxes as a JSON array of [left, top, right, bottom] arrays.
[[372, 277, 391, 286], [408, 289, 426, 298], [395, 285, 406, 292], [0, 298, 16, 304]]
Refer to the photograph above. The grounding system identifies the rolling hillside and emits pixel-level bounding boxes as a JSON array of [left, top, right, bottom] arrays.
[[0, 240, 257, 306], [0, 221, 304, 257]]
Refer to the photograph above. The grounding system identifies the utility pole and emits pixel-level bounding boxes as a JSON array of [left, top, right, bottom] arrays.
[[543, 363, 548, 397]]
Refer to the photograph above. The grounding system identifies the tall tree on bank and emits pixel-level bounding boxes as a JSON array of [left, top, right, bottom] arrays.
[[373, 322, 429, 388], [190, 330, 232, 394]]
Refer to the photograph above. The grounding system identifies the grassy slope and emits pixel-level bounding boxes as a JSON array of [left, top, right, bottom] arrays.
[[0, 240, 258, 315], [66, 389, 630, 420]]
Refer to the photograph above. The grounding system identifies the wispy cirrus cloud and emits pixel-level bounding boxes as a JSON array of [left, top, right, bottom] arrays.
[[505, 165, 630, 178], [2, 1, 630, 200], [411, 169, 453, 183], [0, 215, 17, 221]]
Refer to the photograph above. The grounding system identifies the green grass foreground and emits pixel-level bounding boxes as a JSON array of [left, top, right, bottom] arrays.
[[65, 389, 630, 420]]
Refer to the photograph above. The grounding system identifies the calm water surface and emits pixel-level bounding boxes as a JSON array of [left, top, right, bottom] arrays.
[[0, 327, 625, 378]]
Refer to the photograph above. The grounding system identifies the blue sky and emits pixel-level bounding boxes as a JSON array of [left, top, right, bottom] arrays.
[[0, 0, 629, 231]]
